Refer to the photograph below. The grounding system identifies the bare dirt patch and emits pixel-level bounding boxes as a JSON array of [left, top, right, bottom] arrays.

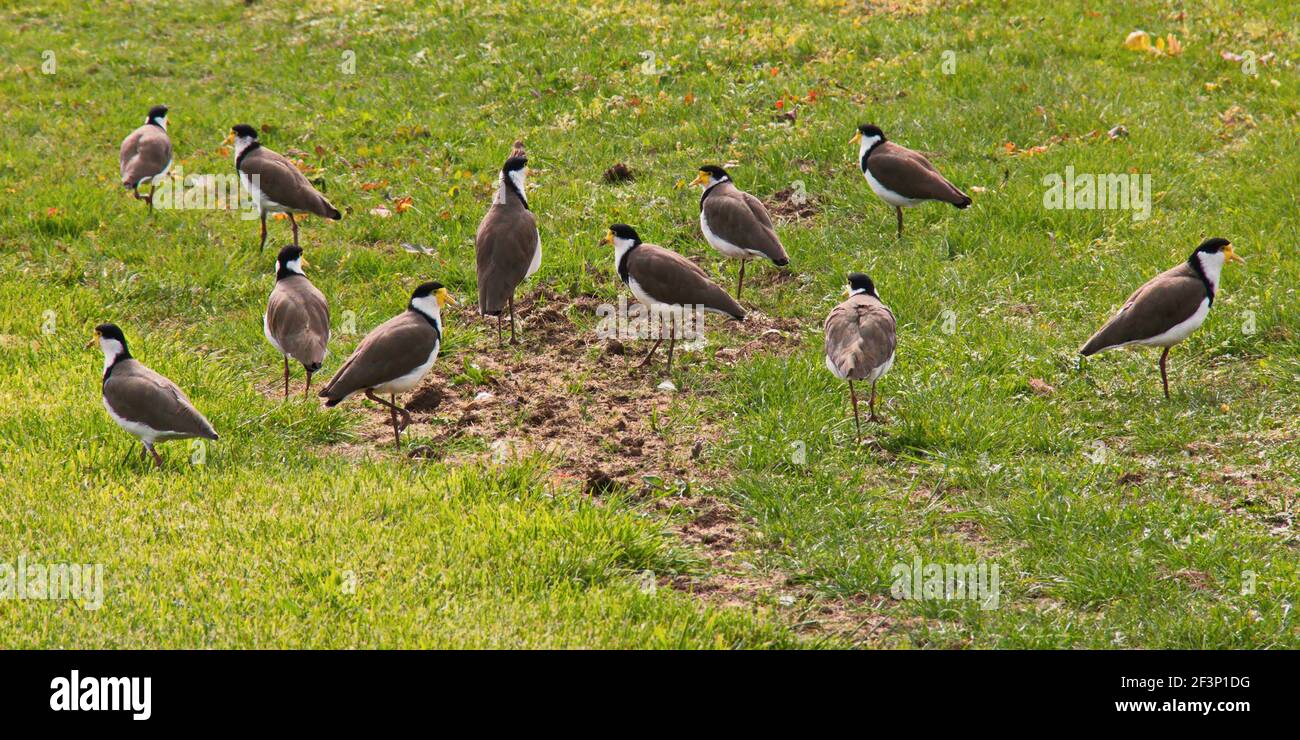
[[328, 286, 804, 487], [765, 187, 818, 221]]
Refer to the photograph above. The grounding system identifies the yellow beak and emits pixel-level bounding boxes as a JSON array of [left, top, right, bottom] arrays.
[[1224, 244, 1245, 264], [851, 131, 862, 145], [301, 258, 310, 268], [841, 287, 850, 298], [436, 287, 457, 308], [690, 172, 709, 187], [600, 231, 613, 245], [86, 331, 99, 349], [222, 132, 234, 145]]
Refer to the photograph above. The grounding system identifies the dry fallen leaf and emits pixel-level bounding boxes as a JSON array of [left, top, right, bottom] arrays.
[[1124, 30, 1151, 52], [393, 196, 414, 213], [1028, 378, 1056, 396], [370, 205, 392, 218], [360, 181, 388, 191]]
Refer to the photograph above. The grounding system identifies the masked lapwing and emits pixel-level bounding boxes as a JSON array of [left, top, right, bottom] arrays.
[[1080, 238, 1243, 399], [119, 105, 172, 212], [824, 273, 896, 441], [265, 245, 330, 398], [602, 224, 744, 372], [852, 124, 970, 236], [231, 124, 342, 250], [92, 323, 218, 468], [475, 153, 540, 344], [691, 165, 789, 300], [319, 281, 455, 448]]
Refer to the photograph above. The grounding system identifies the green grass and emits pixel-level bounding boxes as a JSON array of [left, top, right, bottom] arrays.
[[1, 0, 1296, 647]]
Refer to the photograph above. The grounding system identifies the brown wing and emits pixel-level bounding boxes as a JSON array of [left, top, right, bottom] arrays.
[[104, 360, 218, 439], [702, 184, 789, 264], [240, 147, 340, 218], [475, 200, 539, 315], [1080, 264, 1209, 354], [823, 294, 897, 380], [867, 142, 969, 205], [627, 244, 744, 319], [119, 125, 171, 188], [267, 276, 330, 368], [319, 312, 439, 402]]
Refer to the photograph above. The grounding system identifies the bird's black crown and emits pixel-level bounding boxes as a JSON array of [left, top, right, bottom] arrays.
[[411, 281, 444, 299], [847, 272, 878, 297], [502, 156, 527, 174], [147, 105, 168, 120], [231, 124, 259, 139], [276, 245, 304, 264], [608, 224, 640, 244], [95, 323, 128, 343], [1193, 237, 1232, 254], [698, 164, 729, 179], [857, 124, 885, 140]]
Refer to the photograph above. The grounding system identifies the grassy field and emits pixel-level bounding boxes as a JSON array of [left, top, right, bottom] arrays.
[[1, 0, 1296, 648]]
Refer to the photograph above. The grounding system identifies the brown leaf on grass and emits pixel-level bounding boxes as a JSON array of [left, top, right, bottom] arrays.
[[1028, 378, 1056, 396], [602, 163, 634, 183], [1220, 105, 1256, 129], [394, 196, 415, 213], [360, 181, 388, 191], [1172, 569, 1213, 590]]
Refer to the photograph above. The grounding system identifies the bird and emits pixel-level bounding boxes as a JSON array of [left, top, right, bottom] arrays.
[[824, 273, 897, 441], [264, 245, 330, 398], [602, 224, 744, 372], [91, 323, 218, 468], [231, 124, 342, 250], [475, 152, 540, 345], [691, 165, 789, 300], [119, 105, 172, 212], [852, 124, 970, 237], [1080, 237, 1244, 399], [318, 281, 455, 448]]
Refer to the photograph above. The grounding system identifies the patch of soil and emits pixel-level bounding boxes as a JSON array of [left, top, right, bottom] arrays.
[[766, 187, 818, 221], [331, 286, 802, 491]]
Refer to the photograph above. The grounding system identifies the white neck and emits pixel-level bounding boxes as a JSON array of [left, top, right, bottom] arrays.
[[234, 135, 258, 160], [1195, 250, 1225, 289], [859, 134, 881, 161], [278, 258, 305, 276], [702, 175, 729, 192], [149, 116, 168, 130], [612, 237, 638, 267], [496, 169, 527, 205], [410, 294, 443, 328], [99, 337, 125, 373], [849, 287, 870, 297]]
